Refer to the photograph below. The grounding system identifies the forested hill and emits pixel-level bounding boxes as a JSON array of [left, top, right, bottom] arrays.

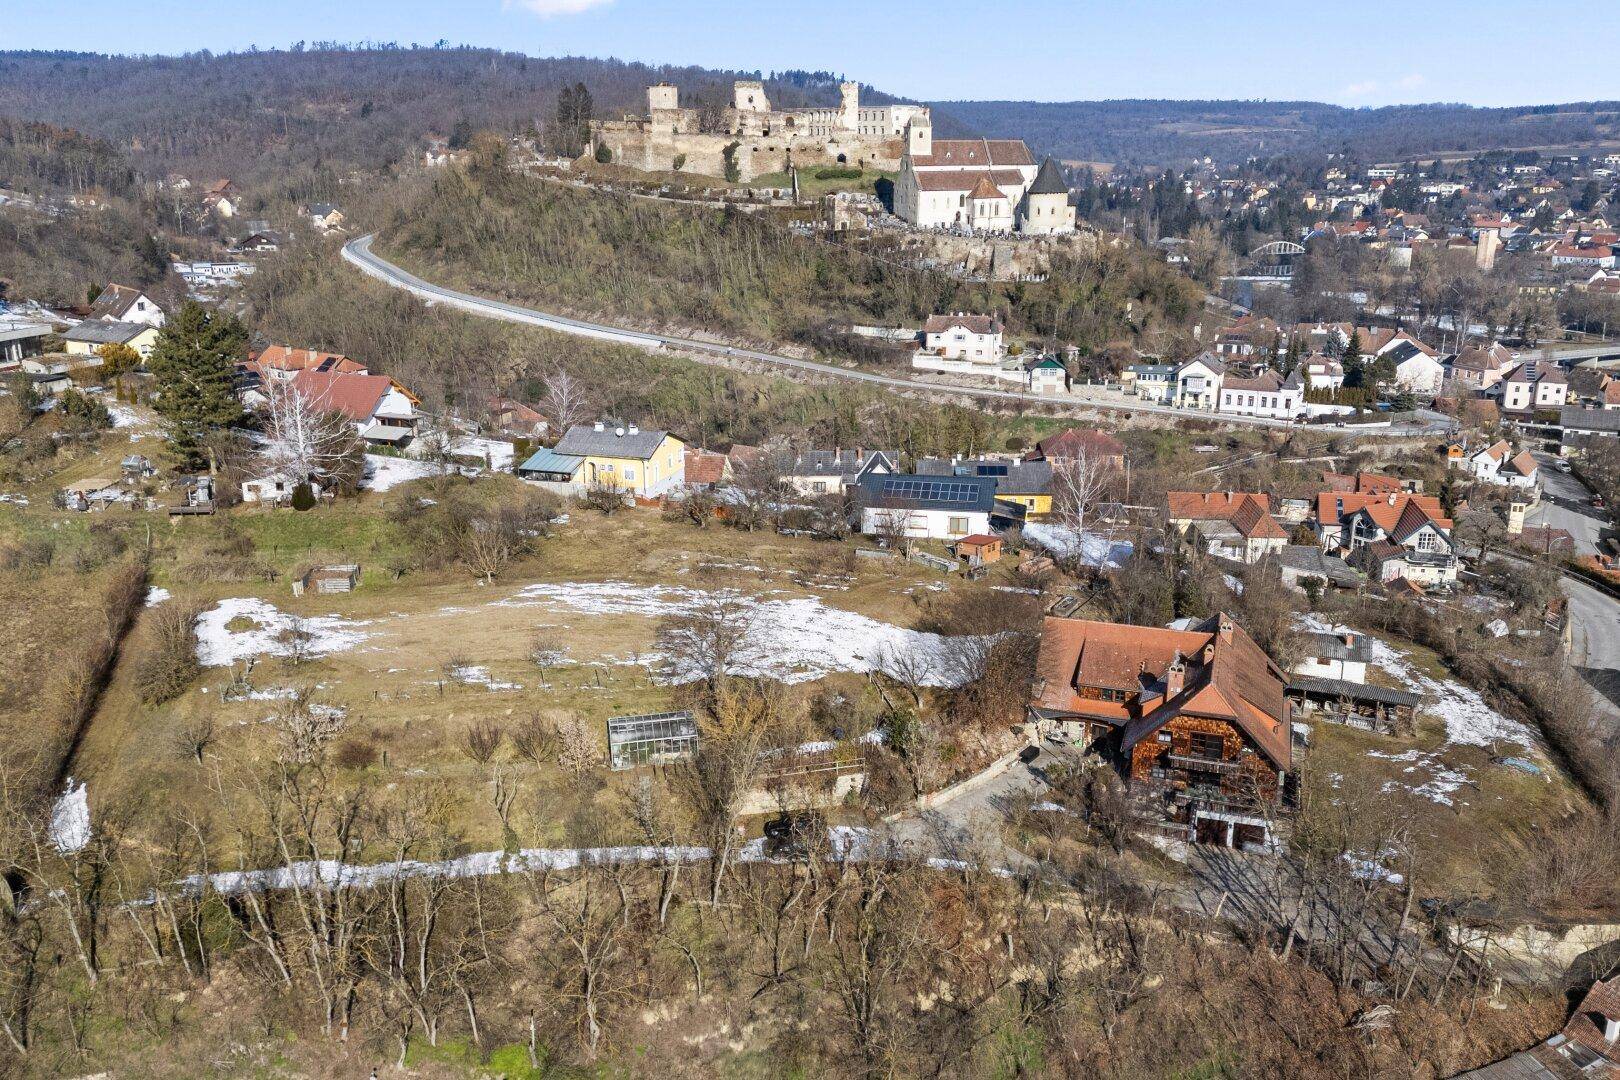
[[939, 98, 1620, 168], [0, 48, 932, 184], [5, 46, 1617, 183]]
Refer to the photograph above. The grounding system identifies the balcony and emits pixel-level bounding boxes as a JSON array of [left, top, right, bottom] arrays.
[[1166, 752, 1239, 774]]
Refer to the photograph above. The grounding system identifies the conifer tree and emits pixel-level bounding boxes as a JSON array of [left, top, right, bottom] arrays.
[[147, 301, 245, 470]]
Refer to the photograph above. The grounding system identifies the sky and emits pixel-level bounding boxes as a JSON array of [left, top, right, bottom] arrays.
[[7, 0, 1619, 108]]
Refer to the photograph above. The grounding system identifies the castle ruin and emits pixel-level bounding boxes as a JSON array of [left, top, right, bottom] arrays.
[[590, 81, 928, 183]]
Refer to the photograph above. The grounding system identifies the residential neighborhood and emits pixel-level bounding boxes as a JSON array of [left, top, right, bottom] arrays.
[[1, 18, 1618, 1080]]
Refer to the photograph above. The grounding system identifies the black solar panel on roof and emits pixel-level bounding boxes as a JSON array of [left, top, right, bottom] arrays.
[[882, 478, 978, 501], [975, 464, 1008, 476]]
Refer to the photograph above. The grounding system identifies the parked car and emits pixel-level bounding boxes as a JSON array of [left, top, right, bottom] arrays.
[[1556, 459, 1573, 473]]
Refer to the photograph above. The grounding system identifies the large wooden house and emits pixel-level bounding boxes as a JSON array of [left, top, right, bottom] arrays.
[[1029, 613, 1293, 849]]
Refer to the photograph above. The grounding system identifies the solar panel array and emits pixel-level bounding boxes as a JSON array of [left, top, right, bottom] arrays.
[[881, 477, 981, 503]]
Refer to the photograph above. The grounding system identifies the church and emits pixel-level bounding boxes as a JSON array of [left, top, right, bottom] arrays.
[[893, 115, 1074, 234]]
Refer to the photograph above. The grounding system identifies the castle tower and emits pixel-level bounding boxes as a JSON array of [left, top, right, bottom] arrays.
[[1476, 227, 1500, 271], [839, 81, 860, 132], [647, 84, 679, 112], [1019, 157, 1075, 235], [905, 114, 932, 159], [733, 80, 770, 113]]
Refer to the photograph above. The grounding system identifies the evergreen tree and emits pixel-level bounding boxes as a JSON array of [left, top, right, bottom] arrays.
[[1341, 330, 1366, 388], [147, 301, 245, 470]]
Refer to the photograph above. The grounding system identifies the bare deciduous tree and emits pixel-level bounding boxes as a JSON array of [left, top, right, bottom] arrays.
[[460, 720, 504, 768], [541, 367, 592, 435], [528, 633, 567, 687], [259, 378, 364, 494], [1051, 448, 1115, 551], [272, 692, 347, 765]]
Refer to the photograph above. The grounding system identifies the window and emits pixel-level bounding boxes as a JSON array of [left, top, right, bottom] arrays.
[[948, 516, 969, 534], [1188, 731, 1225, 760], [624, 467, 636, 482]]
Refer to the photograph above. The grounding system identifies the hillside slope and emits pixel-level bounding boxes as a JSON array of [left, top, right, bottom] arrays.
[[938, 97, 1620, 167]]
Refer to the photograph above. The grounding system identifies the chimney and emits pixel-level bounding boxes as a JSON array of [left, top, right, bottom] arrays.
[[1342, 632, 1356, 648], [1595, 1012, 1620, 1044], [593, 421, 604, 432], [628, 424, 639, 435], [1218, 615, 1234, 642], [1164, 654, 1186, 698]]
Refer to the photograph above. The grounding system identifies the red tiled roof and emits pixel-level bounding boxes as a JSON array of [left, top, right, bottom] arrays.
[[1317, 491, 1451, 534], [968, 176, 1004, 201], [1322, 471, 1401, 495], [1032, 615, 1291, 769], [924, 313, 1001, 335], [253, 345, 368, 375], [911, 138, 1034, 169], [289, 370, 400, 422], [912, 169, 1025, 192], [1032, 428, 1126, 462], [1167, 491, 1285, 540], [683, 448, 728, 486], [956, 533, 1000, 548]]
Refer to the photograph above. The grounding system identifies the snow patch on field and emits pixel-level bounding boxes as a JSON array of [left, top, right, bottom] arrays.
[[1299, 615, 1533, 750], [361, 454, 444, 492], [1021, 524, 1134, 568], [195, 598, 371, 667], [448, 665, 522, 691], [50, 780, 90, 853], [448, 436, 514, 471], [498, 580, 990, 686], [144, 586, 171, 607]]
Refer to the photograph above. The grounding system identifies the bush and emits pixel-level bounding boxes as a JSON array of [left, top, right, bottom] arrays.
[[291, 482, 316, 511], [814, 167, 862, 180], [135, 602, 203, 706], [594, 142, 612, 164], [332, 736, 378, 770]]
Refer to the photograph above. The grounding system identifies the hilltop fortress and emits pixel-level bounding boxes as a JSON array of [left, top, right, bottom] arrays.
[[590, 80, 928, 182]]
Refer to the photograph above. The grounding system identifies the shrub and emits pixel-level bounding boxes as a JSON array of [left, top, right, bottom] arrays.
[[291, 482, 316, 511], [332, 737, 378, 770], [814, 167, 862, 180], [594, 142, 612, 164], [135, 602, 204, 706]]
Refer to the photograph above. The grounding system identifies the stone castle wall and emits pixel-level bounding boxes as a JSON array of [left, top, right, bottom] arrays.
[[592, 81, 914, 182]]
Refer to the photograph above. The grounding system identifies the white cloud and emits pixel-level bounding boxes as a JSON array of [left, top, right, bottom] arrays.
[[504, 0, 613, 16], [1397, 73, 1427, 90], [1341, 80, 1380, 99]]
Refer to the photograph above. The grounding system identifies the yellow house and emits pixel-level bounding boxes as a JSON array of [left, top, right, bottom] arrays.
[[546, 421, 686, 497], [917, 456, 1053, 518], [61, 321, 161, 359]]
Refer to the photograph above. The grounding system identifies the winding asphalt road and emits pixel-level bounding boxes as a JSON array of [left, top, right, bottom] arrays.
[[342, 235, 1452, 436]]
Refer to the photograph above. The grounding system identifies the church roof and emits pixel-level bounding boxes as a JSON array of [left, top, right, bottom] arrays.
[[1028, 157, 1068, 196], [968, 176, 1004, 201]]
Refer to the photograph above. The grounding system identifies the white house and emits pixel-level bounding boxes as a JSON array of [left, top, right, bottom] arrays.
[[781, 449, 896, 497], [1385, 340, 1445, 395], [855, 471, 995, 541], [922, 313, 1003, 363], [1026, 356, 1069, 395], [1455, 440, 1540, 489], [87, 284, 165, 328], [242, 474, 322, 505], [1498, 360, 1568, 413], [1217, 369, 1303, 419], [1173, 353, 1225, 410], [1293, 631, 1371, 684], [1296, 354, 1344, 392]]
